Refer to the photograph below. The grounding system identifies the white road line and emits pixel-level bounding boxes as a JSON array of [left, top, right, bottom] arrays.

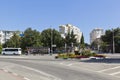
[[24, 77, 31, 80], [67, 64, 73, 66], [21, 65, 61, 80], [0, 56, 26, 59], [3, 69, 8, 73], [60, 62, 64, 64], [12, 73, 18, 76], [109, 71, 120, 75], [2, 68, 30, 80], [97, 66, 120, 72]]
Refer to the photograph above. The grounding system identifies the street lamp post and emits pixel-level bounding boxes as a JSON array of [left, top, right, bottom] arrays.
[[112, 29, 115, 54], [65, 43, 67, 52], [71, 42, 74, 52], [51, 28, 53, 55]]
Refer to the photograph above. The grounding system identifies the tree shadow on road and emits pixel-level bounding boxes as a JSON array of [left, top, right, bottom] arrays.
[[81, 58, 120, 64]]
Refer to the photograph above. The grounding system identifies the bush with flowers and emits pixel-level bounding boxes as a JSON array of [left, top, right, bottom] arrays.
[[55, 49, 106, 59]]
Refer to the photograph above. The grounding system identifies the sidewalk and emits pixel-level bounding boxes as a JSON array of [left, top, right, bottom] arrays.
[[0, 69, 25, 80]]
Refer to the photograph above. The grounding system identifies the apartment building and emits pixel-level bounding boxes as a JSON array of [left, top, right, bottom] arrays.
[[0, 30, 21, 44], [59, 24, 82, 43], [90, 28, 104, 44]]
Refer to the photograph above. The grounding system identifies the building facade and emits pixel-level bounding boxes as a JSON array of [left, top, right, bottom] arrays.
[[0, 30, 21, 44], [90, 28, 104, 44], [59, 24, 82, 43]]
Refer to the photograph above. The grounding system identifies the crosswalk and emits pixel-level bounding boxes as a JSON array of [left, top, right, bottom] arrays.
[[97, 66, 120, 78], [51, 61, 120, 78]]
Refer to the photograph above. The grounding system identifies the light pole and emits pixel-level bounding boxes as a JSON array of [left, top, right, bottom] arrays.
[[71, 42, 73, 52], [112, 28, 115, 54], [51, 28, 53, 55], [65, 43, 67, 52]]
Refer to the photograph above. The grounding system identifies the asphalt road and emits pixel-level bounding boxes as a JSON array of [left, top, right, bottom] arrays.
[[0, 55, 120, 80]]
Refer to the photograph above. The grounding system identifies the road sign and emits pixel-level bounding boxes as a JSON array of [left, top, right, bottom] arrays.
[[52, 44, 56, 47]]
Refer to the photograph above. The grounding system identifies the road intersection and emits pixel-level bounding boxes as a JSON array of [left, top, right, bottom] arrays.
[[0, 54, 119, 80]]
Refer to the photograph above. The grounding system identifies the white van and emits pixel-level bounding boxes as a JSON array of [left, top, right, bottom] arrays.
[[2, 48, 22, 55]]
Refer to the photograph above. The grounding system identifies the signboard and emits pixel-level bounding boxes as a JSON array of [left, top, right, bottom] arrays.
[[19, 34, 24, 37], [52, 44, 56, 47]]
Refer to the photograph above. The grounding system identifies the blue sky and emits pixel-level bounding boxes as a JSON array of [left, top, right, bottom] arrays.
[[0, 0, 120, 43]]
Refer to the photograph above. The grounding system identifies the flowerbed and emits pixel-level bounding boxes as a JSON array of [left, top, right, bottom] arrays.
[[94, 54, 106, 58], [55, 52, 106, 59], [75, 55, 89, 59]]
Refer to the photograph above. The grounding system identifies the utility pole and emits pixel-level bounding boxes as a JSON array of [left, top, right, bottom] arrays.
[[65, 43, 67, 52], [112, 28, 115, 54], [51, 27, 53, 55]]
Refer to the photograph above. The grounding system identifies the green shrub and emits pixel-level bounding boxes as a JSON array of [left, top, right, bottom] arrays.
[[57, 53, 69, 59], [68, 53, 76, 58], [92, 52, 97, 56], [0, 46, 2, 54], [79, 50, 98, 57], [94, 54, 106, 58], [55, 56, 59, 59], [63, 55, 68, 59], [80, 50, 91, 56], [74, 51, 79, 55]]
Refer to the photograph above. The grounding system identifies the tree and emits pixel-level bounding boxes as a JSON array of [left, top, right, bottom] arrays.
[[52, 29, 64, 48], [65, 32, 71, 47], [80, 33, 85, 49], [41, 28, 64, 49], [70, 30, 78, 46], [101, 27, 120, 53], [0, 43, 2, 54], [100, 42, 108, 52], [64, 30, 77, 52], [21, 28, 42, 50], [91, 38, 102, 50], [85, 43, 90, 49], [114, 28, 120, 53], [3, 33, 21, 48], [65, 30, 77, 46]]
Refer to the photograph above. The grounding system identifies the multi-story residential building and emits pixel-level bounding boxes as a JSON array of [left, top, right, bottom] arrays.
[[0, 30, 21, 44], [59, 24, 82, 43], [90, 28, 104, 44]]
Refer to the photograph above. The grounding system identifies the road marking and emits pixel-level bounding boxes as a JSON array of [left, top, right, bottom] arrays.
[[60, 62, 64, 64], [67, 64, 73, 66], [0, 56, 26, 59], [3, 69, 8, 73], [97, 66, 120, 72], [2, 68, 30, 80], [24, 77, 31, 80], [21, 65, 61, 80], [109, 71, 120, 75], [12, 73, 18, 76]]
